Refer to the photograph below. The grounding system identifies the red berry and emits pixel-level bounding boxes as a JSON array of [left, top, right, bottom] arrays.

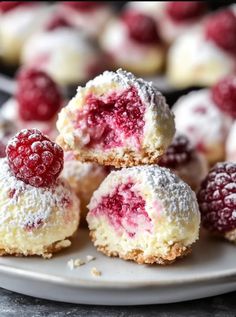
[[197, 162, 236, 233], [121, 10, 160, 44], [158, 134, 194, 169], [45, 14, 72, 31], [16, 68, 62, 122], [211, 75, 236, 119], [62, 1, 104, 12], [166, 2, 206, 22], [0, 1, 28, 13], [6, 129, 64, 188], [205, 9, 236, 55]]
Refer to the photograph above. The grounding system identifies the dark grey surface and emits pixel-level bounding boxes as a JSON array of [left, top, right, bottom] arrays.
[[0, 287, 236, 317]]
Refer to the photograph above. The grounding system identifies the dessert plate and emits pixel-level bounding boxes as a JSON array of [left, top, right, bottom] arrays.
[[0, 229, 235, 305]]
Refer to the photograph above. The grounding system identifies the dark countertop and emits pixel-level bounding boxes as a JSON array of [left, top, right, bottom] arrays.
[[0, 288, 236, 317]]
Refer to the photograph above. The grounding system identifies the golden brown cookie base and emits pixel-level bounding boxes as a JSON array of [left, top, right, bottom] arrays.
[[89, 231, 191, 265], [57, 136, 165, 168], [0, 238, 73, 259], [224, 229, 236, 243]]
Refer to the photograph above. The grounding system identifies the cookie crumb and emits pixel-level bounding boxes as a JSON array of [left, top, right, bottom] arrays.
[[91, 267, 101, 277], [74, 258, 85, 267], [67, 258, 85, 270], [86, 255, 96, 263], [67, 259, 74, 270]]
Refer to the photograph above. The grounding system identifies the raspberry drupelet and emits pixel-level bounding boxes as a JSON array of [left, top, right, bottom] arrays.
[[166, 2, 206, 22], [6, 129, 64, 187], [197, 162, 236, 242]]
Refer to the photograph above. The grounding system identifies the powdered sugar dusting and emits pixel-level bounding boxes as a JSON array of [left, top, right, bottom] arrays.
[[84, 69, 172, 120], [173, 89, 232, 148], [0, 158, 75, 229], [89, 165, 199, 224]]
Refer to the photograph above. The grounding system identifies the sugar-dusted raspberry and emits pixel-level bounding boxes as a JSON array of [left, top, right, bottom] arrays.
[[211, 75, 236, 119], [205, 9, 236, 55], [0, 1, 27, 13], [158, 134, 194, 169], [63, 1, 104, 12], [45, 14, 72, 31], [121, 10, 160, 44], [16, 68, 62, 122], [6, 129, 64, 188], [197, 162, 236, 233], [166, 2, 206, 22]]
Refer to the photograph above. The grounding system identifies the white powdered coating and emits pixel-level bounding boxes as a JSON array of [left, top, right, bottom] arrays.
[[167, 29, 235, 88], [88, 165, 199, 224], [173, 89, 232, 162], [226, 122, 236, 162], [21, 28, 100, 85], [0, 158, 75, 228], [0, 4, 52, 64]]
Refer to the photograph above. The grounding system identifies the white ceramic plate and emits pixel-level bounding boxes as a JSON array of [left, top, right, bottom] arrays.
[[0, 229, 235, 306]]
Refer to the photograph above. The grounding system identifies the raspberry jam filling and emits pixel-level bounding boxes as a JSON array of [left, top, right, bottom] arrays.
[[90, 182, 152, 237], [75, 87, 145, 149]]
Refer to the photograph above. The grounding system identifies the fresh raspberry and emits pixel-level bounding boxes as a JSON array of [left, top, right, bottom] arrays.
[[158, 134, 194, 169], [197, 162, 236, 233], [166, 2, 206, 22], [6, 129, 64, 188], [62, 1, 104, 12], [121, 10, 160, 44], [211, 75, 236, 119], [45, 14, 72, 31], [205, 9, 236, 55], [0, 1, 28, 13], [16, 68, 62, 122]]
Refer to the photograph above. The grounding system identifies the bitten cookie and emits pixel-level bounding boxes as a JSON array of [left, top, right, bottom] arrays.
[[87, 165, 200, 265], [57, 69, 175, 167]]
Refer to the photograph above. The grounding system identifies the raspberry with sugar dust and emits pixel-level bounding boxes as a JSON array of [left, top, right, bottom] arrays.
[[197, 162, 236, 234], [121, 10, 160, 44], [211, 75, 236, 119], [205, 9, 236, 55], [166, 2, 206, 21], [158, 134, 194, 169], [16, 68, 62, 122], [6, 129, 64, 188]]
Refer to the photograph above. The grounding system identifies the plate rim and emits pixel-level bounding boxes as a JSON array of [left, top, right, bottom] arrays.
[[0, 261, 236, 289]]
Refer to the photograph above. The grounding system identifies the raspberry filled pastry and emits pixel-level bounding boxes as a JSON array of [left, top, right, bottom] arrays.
[[0, 2, 52, 65], [57, 69, 175, 167], [167, 7, 236, 88], [173, 89, 232, 165], [87, 165, 200, 265], [0, 129, 80, 258], [158, 134, 208, 191], [61, 151, 108, 222], [100, 9, 165, 75], [198, 162, 236, 243], [21, 27, 104, 86]]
